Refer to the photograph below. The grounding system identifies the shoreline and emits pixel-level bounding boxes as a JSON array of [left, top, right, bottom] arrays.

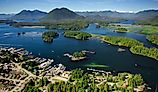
[[0, 47, 150, 91]]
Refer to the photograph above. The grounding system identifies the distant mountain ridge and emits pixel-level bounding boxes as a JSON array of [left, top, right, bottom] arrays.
[[0, 14, 15, 20], [10, 10, 47, 21], [40, 8, 83, 22], [135, 15, 158, 26], [76, 9, 158, 20], [1, 8, 158, 23]]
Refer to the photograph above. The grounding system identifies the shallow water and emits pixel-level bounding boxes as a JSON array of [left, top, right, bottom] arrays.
[[0, 23, 158, 90]]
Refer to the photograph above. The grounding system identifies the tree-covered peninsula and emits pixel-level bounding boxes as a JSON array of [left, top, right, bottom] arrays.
[[93, 34, 158, 60], [130, 46, 158, 60], [93, 34, 143, 47], [42, 31, 59, 42], [64, 31, 92, 40]]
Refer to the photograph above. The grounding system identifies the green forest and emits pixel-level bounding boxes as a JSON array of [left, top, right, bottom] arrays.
[[130, 46, 158, 60], [72, 51, 86, 58], [42, 31, 59, 42], [93, 35, 144, 47], [46, 69, 145, 92], [147, 35, 158, 45], [64, 31, 92, 40]]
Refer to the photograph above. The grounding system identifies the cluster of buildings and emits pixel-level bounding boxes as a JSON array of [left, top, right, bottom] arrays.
[[0, 47, 69, 92]]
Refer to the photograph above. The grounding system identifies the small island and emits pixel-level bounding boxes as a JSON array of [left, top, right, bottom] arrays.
[[115, 27, 128, 33], [42, 31, 59, 43], [64, 50, 95, 61], [64, 31, 92, 40]]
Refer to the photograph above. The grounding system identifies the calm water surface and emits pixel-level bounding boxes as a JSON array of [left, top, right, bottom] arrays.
[[0, 23, 158, 90]]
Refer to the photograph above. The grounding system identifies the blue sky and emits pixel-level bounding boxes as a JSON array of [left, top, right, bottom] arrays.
[[0, 0, 158, 13]]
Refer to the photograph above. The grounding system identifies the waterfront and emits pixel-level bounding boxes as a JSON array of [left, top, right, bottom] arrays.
[[0, 23, 158, 89]]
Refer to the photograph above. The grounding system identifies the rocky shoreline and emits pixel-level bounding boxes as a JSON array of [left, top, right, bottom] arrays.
[[64, 50, 95, 61]]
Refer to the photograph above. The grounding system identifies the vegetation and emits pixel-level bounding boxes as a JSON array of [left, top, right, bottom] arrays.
[[93, 34, 143, 47], [96, 21, 109, 28], [84, 63, 109, 68], [93, 34, 158, 60], [0, 49, 26, 63], [130, 46, 158, 60], [40, 8, 82, 22], [23, 80, 40, 92], [115, 27, 128, 33], [64, 31, 92, 40], [146, 35, 158, 45], [44, 20, 89, 31], [134, 16, 158, 26], [47, 69, 146, 92], [22, 60, 39, 75], [108, 24, 158, 35], [139, 26, 158, 34], [42, 31, 59, 43], [72, 51, 86, 58], [23, 78, 49, 92], [10, 22, 44, 27]]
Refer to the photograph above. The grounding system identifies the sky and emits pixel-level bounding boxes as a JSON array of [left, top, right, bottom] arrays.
[[0, 0, 158, 14]]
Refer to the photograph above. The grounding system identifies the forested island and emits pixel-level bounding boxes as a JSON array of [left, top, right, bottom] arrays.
[[64, 50, 95, 61], [146, 35, 158, 45], [115, 28, 128, 33], [1, 6, 158, 92], [64, 51, 86, 61], [64, 31, 92, 40], [42, 31, 59, 42]]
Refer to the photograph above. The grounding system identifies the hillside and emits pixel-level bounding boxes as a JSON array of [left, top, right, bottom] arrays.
[[76, 9, 158, 21], [10, 10, 47, 21], [134, 10, 158, 20], [40, 8, 83, 22], [76, 11, 135, 19], [0, 14, 15, 20], [134, 16, 158, 26]]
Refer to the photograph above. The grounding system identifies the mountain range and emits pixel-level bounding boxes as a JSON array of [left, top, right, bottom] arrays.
[[0, 8, 158, 23], [0, 14, 15, 20], [10, 10, 47, 22], [76, 9, 158, 21]]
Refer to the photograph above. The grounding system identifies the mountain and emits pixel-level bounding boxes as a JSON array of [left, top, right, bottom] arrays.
[[76, 11, 135, 20], [10, 10, 47, 22], [135, 15, 158, 26], [0, 14, 15, 20], [40, 8, 83, 22], [76, 9, 158, 21], [134, 10, 158, 20]]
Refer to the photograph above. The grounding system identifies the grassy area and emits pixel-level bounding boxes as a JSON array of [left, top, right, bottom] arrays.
[[139, 26, 158, 34], [84, 63, 109, 68], [108, 24, 158, 35]]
